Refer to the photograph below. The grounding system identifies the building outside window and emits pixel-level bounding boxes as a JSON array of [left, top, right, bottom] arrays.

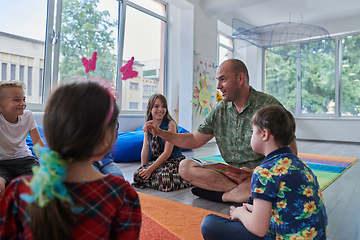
[[19, 65, 24, 82], [0, 1, 46, 106], [130, 82, 139, 90], [10, 64, 16, 80], [1, 63, 6, 80], [39, 68, 43, 98], [129, 102, 138, 110], [28, 66, 32, 96]]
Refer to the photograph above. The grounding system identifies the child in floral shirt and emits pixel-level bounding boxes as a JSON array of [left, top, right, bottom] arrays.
[[201, 105, 327, 240]]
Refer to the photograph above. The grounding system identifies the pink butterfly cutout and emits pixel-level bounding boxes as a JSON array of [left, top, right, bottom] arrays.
[[82, 52, 97, 73], [120, 57, 138, 80]]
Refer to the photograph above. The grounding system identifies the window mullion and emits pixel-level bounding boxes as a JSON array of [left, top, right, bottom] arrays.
[[335, 36, 342, 117], [296, 43, 301, 117], [42, 0, 56, 105], [51, 0, 63, 91], [116, 0, 128, 111]]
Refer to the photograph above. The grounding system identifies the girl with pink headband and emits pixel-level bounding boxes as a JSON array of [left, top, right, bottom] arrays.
[[0, 81, 141, 240]]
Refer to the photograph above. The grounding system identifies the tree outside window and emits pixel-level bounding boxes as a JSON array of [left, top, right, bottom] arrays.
[[341, 35, 360, 116]]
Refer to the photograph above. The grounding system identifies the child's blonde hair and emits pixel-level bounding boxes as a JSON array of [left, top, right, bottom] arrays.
[[0, 80, 26, 100]]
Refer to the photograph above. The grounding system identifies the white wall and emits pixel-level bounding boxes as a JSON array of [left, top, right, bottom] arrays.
[[167, 2, 194, 132], [296, 118, 360, 143], [185, 0, 218, 132], [316, 15, 360, 35]]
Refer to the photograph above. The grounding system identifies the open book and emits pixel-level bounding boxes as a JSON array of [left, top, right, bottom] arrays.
[[190, 157, 251, 175]]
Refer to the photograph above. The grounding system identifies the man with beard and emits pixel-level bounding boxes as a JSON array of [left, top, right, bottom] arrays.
[[144, 59, 297, 203]]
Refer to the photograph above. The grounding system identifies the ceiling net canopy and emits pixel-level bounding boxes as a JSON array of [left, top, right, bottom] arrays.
[[230, 18, 332, 58]]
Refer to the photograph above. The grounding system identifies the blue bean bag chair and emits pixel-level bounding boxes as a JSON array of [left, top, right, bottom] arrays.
[[26, 126, 143, 162], [111, 131, 144, 162], [111, 125, 190, 163], [26, 126, 47, 158]]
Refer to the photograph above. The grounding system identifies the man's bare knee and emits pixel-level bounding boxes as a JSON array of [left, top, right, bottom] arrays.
[[179, 158, 198, 181]]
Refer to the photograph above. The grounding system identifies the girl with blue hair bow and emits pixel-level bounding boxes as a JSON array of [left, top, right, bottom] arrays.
[[0, 81, 141, 240]]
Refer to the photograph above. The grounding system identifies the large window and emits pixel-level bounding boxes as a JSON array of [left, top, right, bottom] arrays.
[[0, 1, 46, 105], [300, 40, 336, 115], [341, 35, 360, 116], [57, 0, 118, 85], [0, 0, 167, 114], [265, 46, 297, 112], [120, 0, 166, 112], [265, 34, 359, 118]]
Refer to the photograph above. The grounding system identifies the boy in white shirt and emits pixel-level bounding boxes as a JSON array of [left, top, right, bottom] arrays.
[[0, 80, 44, 197]]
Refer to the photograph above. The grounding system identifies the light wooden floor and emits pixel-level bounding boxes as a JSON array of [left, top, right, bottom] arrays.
[[118, 140, 360, 240]]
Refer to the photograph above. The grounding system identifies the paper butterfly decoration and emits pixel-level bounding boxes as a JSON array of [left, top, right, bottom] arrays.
[[120, 56, 138, 80], [82, 52, 97, 73]]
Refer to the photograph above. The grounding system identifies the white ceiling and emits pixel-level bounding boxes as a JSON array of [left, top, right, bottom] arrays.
[[201, 0, 360, 28]]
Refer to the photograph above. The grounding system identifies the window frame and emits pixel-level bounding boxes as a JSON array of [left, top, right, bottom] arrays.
[[24, 0, 168, 115], [217, 31, 233, 66], [25, 0, 54, 112], [117, 0, 168, 115]]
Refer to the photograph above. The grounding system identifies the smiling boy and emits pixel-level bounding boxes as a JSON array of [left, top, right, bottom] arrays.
[[0, 80, 44, 197]]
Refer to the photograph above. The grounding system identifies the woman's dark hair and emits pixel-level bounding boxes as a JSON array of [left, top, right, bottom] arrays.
[[30, 81, 119, 240], [251, 105, 296, 147]]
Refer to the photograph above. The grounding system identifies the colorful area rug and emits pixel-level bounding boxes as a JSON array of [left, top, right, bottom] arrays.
[[139, 153, 357, 239], [298, 153, 358, 190], [199, 153, 358, 191], [138, 192, 228, 240]]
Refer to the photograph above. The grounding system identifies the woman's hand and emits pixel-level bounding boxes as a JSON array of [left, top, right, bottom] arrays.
[[139, 168, 153, 180]]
